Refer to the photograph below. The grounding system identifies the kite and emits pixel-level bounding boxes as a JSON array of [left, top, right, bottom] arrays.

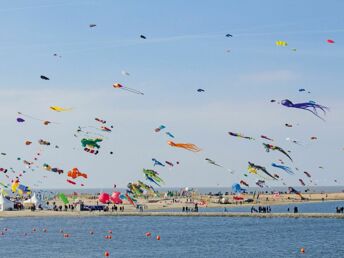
[[50, 106, 72, 112], [304, 171, 311, 178], [327, 39, 335, 44], [240, 180, 249, 187], [67, 179, 76, 185], [154, 125, 166, 132], [310, 136, 318, 140], [197, 89, 205, 92], [285, 123, 293, 127], [152, 158, 165, 167], [261, 135, 273, 141], [81, 138, 102, 154], [17, 118, 25, 123], [125, 193, 137, 207], [256, 180, 266, 188], [205, 158, 222, 167], [225, 34, 233, 37], [143, 169, 164, 186], [68, 168, 87, 179], [248, 162, 277, 180], [95, 118, 106, 124], [40, 75, 50, 80], [81, 138, 102, 149], [121, 70, 130, 76], [59, 193, 69, 204], [38, 139, 51, 146], [273, 174, 280, 179], [281, 99, 328, 120], [275, 41, 288, 46], [288, 187, 304, 199], [299, 179, 306, 186], [228, 132, 254, 140], [271, 163, 294, 175], [165, 132, 174, 138], [43, 163, 64, 174], [263, 143, 293, 162], [167, 141, 201, 152], [101, 126, 112, 132], [89, 24, 96, 28], [113, 83, 144, 95], [25, 141, 32, 145], [286, 137, 302, 145], [140, 35, 146, 39], [232, 183, 245, 193], [165, 161, 174, 167], [17, 112, 55, 125]]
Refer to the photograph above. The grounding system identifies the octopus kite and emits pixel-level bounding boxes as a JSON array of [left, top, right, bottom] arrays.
[[263, 143, 293, 162], [248, 162, 277, 180], [271, 163, 294, 175], [167, 141, 201, 152], [281, 99, 328, 120], [228, 132, 254, 140]]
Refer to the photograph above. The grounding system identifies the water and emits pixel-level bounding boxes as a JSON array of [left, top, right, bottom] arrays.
[[0, 216, 343, 258], [155, 201, 344, 213]]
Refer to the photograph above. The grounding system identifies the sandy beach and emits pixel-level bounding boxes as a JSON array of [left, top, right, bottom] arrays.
[[1, 192, 343, 218]]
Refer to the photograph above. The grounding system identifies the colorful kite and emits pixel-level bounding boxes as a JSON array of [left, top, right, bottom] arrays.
[[248, 162, 277, 180], [263, 143, 293, 162], [281, 99, 328, 120], [113, 83, 144, 95], [167, 141, 201, 152], [271, 163, 294, 175], [50, 106, 72, 112], [228, 132, 254, 140]]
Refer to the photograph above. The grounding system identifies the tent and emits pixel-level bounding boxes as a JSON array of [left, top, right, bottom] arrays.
[[0, 194, 14, 211]]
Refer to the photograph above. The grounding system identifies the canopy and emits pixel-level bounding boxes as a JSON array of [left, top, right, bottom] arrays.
[[0, 194, 14, 211]]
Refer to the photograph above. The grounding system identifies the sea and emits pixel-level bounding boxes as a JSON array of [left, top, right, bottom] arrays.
[[1, 201, 344, 258]]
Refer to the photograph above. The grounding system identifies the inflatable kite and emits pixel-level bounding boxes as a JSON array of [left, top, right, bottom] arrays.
[[228, 132, 254, 140], [167, 141, 201, 152], [281, 99, 328, 120], [152, 158, 165, 167], [261, 135, 273, 141], [154, 125, 165, 132], [50, 106, 72, 112], [67, 168, 87, 179], [263, 143, 293, 162], [275, 41, 288, 46], [143, 169, 164, 186], [271, 163, 294, 175], [166, 132, 175, 138], [248, 162, 277, 180]]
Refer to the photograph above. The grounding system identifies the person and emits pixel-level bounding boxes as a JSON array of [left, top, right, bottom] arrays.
[[182, 207, 185, 212], [294, 206, 298, 213], [194, 203, 198, 212]]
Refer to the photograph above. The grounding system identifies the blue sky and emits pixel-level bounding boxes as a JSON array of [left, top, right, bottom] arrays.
[[0, 0, 343, 189]]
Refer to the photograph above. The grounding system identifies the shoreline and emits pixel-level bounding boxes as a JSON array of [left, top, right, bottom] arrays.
[[0, 210, 343, 219]]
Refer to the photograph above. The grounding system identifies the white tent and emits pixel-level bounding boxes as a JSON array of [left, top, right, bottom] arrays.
[[23, 193, 41, 206], [0, 194, 14, 211]]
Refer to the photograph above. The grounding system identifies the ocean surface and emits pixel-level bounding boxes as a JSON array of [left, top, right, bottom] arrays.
[[155, 201, 344, 213], [0, 214, 343, 258]]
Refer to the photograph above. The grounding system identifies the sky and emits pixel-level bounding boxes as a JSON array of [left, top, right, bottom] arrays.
[[0, 0, 344, 189]]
